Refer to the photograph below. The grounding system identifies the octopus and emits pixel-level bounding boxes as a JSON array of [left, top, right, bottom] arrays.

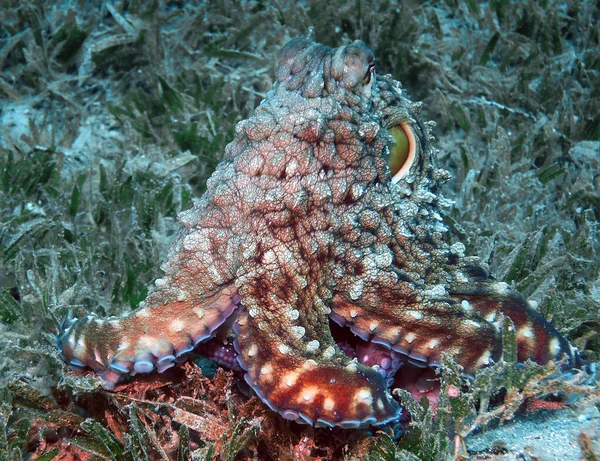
[[57, 29, 579, 429]]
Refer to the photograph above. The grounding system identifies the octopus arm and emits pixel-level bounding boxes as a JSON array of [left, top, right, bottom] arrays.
[[57, 284, 240, 388], [331, 292, 503, 374], [232, 308, 400, 428], [57, 220, 240, 388], [449, 287, 579, 368]]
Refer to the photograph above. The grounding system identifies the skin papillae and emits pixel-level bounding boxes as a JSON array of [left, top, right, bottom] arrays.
[[57, 29, 579, 429]]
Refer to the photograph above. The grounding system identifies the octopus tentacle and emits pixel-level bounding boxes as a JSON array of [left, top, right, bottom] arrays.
[[332, 293, 502, 374], [330, 315, 445, 405], [57, 190, 242, 388], [233, 308, 400, 428], [57, 285, 240, 388], [449, 284, 579, 367], [196, 337, 243, 371]]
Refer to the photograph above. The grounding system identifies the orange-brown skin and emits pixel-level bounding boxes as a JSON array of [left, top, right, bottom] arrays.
[[57, 29, 577, 428]]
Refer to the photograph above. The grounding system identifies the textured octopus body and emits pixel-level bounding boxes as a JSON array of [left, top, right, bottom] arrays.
[[58, 29, 578, 428]]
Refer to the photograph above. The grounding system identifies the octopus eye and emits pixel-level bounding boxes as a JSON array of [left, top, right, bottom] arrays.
[[388, 123, 416, 183], [363, 61, 375, 85]]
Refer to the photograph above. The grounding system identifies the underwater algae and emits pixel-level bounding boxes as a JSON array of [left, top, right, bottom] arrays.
[[0, 1, 599, 459]]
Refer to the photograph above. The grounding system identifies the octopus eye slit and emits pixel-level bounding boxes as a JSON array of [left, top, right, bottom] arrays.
[[388, 123, 416, 183], [363, 61, 375, 85]]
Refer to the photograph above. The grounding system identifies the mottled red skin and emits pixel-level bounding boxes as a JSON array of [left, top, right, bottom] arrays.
[[57, 29, 578, 428]]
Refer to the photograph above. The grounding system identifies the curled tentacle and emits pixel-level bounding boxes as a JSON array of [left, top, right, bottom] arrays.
[[57, 286, 241, 388]]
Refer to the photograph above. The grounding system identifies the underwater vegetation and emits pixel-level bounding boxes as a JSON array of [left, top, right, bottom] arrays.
[[0, 0, 599, 459]]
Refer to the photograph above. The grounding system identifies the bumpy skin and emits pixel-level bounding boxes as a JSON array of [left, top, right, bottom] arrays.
[[57, 30, 578, 428]]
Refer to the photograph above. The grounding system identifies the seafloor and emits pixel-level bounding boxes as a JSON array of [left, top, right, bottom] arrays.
[[0, 1, 599, 460]]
